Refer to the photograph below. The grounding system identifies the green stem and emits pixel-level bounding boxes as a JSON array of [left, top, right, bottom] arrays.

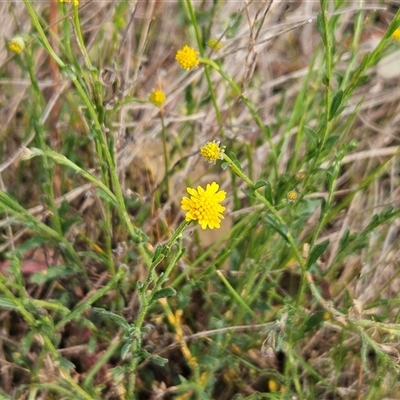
[[222, 152, 305, 271], [0, 190, 85, 275], [319, 0, 333, 144], [216, 270, 260, 321], [55, 265, 127, 330], [184, 0, 222, 126], [166, 220, 191, 248], [83, 336, 121, 389], [23, 0, 151, 267], [24, 47, 63, 237], [160, 112, 170, 195], [222, 151, 335, 312], [0, 280, 37, 326], [23, 0, 65, 68], [126, 220, 189, 395], [201, 57, 278, 178]]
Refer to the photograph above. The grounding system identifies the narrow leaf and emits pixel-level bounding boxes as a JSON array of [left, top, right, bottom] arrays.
[[304, 126, 319, 144], [96, 189, 119, 207], [307, 239, 330, 268], [316, 12, 326, 44], [264, 215, 289, 243], [0, 296, 17, 309], [263, 181, 273, 205], [151, 355, 169, 367], [92, 307, 130, 333], [121, 339, 133, 360], [151, 287, 177, 302], [329, 90, 343, 121], [254, 180, 269, 190]]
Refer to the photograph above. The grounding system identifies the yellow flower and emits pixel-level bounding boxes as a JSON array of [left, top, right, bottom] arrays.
[[287, 190, 298, 202], [392, 28, 400, 41], [268, 379, 279, 392], [149, 89, 166, 106], [59, 0, 79, 5], [181, 182, 226, 229], [200, 140, 225, 164], [207, 38, 222, 51], [175, 45, 199, 70], [8, 37, 25, 54], [323, 312, 331, 321]]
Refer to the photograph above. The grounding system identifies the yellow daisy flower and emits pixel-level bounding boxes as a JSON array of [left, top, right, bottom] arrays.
[[149, 89, 166, 107], [175, 45, 199, 70], [8, 37, 25, 54], [181, 182, 226, 229], [287, 190, 298, 202], [200, 140, 225, 164]]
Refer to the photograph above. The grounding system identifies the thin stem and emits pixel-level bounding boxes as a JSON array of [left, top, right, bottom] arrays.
[[23, 0, 151, 266], [184, 0, 222, 126], [201, 57, 279, 178], [160, 111, 170, 195], [216, 270, 260, 321]]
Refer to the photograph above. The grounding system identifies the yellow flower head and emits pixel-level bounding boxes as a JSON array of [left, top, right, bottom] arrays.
[[149, 89, 166, 107], [200, 140, 225, 164], [8, 37, 25, 54], [392, 28, 400, 41], [181, 182, 226, 229], [59, 0, 79, 5], [323, 311, 331, 321], [175, 45, 199, 70], [207, 38, 222, 51], [268, 379, 279, 392], [287, 190, 298, 202]]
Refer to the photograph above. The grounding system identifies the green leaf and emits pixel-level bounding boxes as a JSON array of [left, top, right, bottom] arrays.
[[263, 181, 273, 205], [151, 244, 167, 266], [254, 180, 269, 190], [360, 334, 369, 371], [226, 13, 243, 38], [302, 312, 324, 335], [96, 188, 119, 207], [59, 356, 76, 370], [77, 251, 108, 263], [254, 180, 273, 204], [383, 205, 394, 218], [307, 239, 330, 268], [324, 134, 340, 149], [316, 12, 325, 44], [329, 90, 343, 121], [121, 339, 133, 360], [264, 215, 289, 244], [359, 52, 371, 70], [353, 75, 369, 89], [0, 296, 17, 309], [30, 265, 76, 285], [152, 244, 164, 261], [92, 307, 130, 333], [221, 161, 229, 171], [241, 187, 255, 198], [338, 229, 350, 253], [304, 126, 319, 147], [151, 287, 177, 302], [12, 237, 47, 256], [151, 355, 169, 367], [227, 151, 244, 174]]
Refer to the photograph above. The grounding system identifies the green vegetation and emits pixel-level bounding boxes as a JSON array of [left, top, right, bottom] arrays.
[[1, 1, 400, 399]]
